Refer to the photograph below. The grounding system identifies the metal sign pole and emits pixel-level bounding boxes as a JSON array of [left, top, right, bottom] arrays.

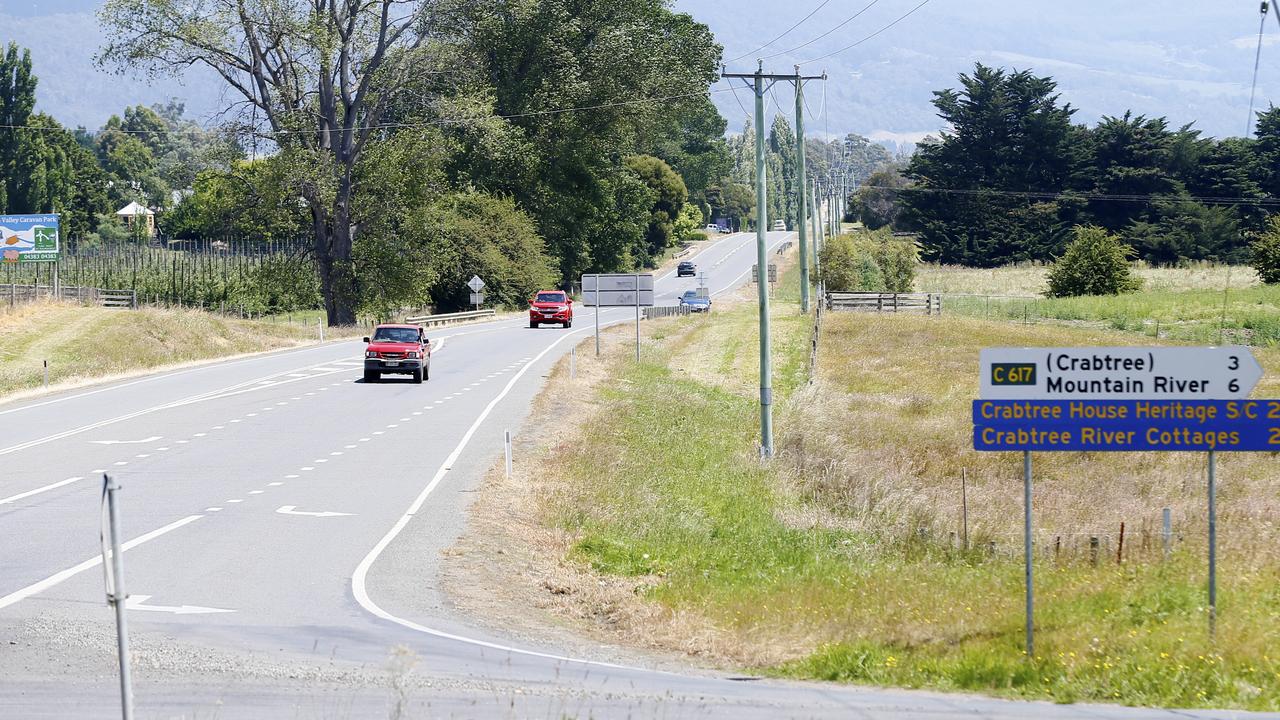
[[595, 299, 600, 357], [1208, 449, 1217, 640], [1023, 450, 1034, 658], [104, 475, 135, 720]]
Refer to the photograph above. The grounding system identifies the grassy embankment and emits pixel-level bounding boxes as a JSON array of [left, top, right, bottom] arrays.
[[917, 263, 1280, 345], [0, 301, 346, 398], [538, 263, 1280, 709]]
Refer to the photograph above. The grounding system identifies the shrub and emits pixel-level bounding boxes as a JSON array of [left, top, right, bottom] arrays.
[[1250, 216, 1280, 284], [1045, 225, 1142, 297], [819, 230, 919, 292], [820, 234, 882, 291]]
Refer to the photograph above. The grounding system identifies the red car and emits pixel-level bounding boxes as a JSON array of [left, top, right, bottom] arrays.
[[363, 324, 431, 383], [529, 290, 573, 328]]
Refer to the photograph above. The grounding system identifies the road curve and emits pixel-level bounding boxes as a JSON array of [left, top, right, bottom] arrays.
[[1, 232, 1271, 719]]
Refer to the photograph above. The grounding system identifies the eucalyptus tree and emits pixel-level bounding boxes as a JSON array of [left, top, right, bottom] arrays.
[[98, 0, 471, 324]]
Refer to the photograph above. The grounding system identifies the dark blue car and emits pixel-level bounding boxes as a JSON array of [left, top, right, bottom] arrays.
[[679, 290, 712, 313]]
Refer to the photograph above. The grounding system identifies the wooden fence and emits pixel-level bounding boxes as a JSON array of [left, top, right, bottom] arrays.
[[4, 284, 135, 309], [826, 292, 942, 315]]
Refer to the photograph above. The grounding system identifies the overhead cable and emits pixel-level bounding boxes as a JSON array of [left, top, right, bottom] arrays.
[[724, 0, 835, 64], [797, 0, 934, 65], [761, 0, 883, 61]]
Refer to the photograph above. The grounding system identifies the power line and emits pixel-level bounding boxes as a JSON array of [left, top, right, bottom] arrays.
[[724, 0, 835, 64], [761, 0, 883, 61], [1246, 1, 1270, 137], [797, 0, 934, 65], [0, 88, 737, 137]]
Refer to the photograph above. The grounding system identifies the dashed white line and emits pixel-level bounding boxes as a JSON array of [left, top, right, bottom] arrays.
[[226, 499, 243, 503], [193, 432, 207, 437], [248, 490, 264, 495], [135, 454, 150, 459], [285, 474, 299, 479], [113, 461, 128, 466], [0, 477, 84, 506], [301, 467, 315, 471], [206, 507, 222, 512], [268, 482, 283, 487]]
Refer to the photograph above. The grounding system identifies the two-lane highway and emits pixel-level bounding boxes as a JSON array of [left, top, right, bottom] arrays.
[[2, 231, 1265, 719]]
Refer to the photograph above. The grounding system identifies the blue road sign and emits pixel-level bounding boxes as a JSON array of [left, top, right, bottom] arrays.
[[973, 399, 1280, 452]]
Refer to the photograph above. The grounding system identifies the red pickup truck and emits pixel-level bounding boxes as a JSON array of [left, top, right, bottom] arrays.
[[529, 290, 574, 328], [363, 324, 431, 383]]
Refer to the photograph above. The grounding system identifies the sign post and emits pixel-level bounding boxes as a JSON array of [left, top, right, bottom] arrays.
[[581, 273, 654, 360], [974, 345, 1271, 650], [467, 276, 485, 312]]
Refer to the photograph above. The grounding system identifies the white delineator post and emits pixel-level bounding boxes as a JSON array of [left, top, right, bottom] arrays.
[[504, 430, 513, 479], [102, 474, 135, 720]]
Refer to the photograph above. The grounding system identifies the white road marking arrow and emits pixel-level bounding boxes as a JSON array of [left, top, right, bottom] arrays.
[[275, 505, 354, 518], [126, 594, 234, 615], [90, 436, 162, 445]]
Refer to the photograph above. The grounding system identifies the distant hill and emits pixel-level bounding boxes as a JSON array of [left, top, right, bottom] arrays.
[[4, 0, 1278, 147], [1, 7, 225, 130], [675, 0, 1279, 149]]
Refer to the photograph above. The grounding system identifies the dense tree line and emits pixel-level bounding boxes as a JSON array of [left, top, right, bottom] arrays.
[[715, 116, 890, 232], [879, 63, 1280, 268], [2, 2, 734, 321]]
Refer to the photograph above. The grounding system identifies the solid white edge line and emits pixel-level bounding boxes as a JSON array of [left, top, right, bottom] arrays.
[[351, 320, 645, 671], [0, 476, 84, 505], [0, 515, 202, 611]]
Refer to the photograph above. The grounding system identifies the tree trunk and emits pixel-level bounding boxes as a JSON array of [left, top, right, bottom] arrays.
[[310, 202, 358, 327]]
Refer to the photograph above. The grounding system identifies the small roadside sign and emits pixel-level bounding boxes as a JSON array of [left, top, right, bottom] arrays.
[[749, 264, 778, 283], [980, 346, 1262, 400], [469, 292, 485, 306], [467, 275, 485, 293], [580, 273, 655, 307]]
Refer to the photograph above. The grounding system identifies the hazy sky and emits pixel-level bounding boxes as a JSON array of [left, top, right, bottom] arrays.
[[3, 0, 1278, 143]]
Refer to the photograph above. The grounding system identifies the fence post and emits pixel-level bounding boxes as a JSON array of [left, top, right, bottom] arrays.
[[1089, 536, 1099, 566], [1117, 521, 1125, 564], [1162, 507, 1172, 559]]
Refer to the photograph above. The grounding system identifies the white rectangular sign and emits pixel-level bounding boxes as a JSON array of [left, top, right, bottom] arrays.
[[581, 274, 655, 307], [979, 346, 1262, 400]]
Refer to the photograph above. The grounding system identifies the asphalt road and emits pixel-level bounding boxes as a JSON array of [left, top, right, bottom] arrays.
[[0, 231, 1272, 720]]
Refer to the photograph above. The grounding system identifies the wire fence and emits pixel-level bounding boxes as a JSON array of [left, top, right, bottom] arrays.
[[936, 293, 1280, 347], [1, 237, 320, 315]]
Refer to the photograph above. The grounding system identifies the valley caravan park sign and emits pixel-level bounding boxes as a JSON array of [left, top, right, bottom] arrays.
[[0, 214, 60, 263]]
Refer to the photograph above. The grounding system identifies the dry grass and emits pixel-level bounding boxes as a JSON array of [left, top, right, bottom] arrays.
[[916, 262, 1261, 296], [780, 313, 1280, 567], [0, 300, 345, 399]]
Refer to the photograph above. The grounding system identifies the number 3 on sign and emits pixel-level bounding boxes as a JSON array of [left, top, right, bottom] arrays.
[[1229, 355, 1240, 370]]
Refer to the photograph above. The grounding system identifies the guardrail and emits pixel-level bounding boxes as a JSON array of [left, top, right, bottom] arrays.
[[642, 305, 693, 320], [403, 308, 496, 327], [826, 292, 941, 315]]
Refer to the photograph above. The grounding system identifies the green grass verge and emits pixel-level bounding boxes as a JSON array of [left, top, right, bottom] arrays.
[[543, 276, 1280, 710]]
